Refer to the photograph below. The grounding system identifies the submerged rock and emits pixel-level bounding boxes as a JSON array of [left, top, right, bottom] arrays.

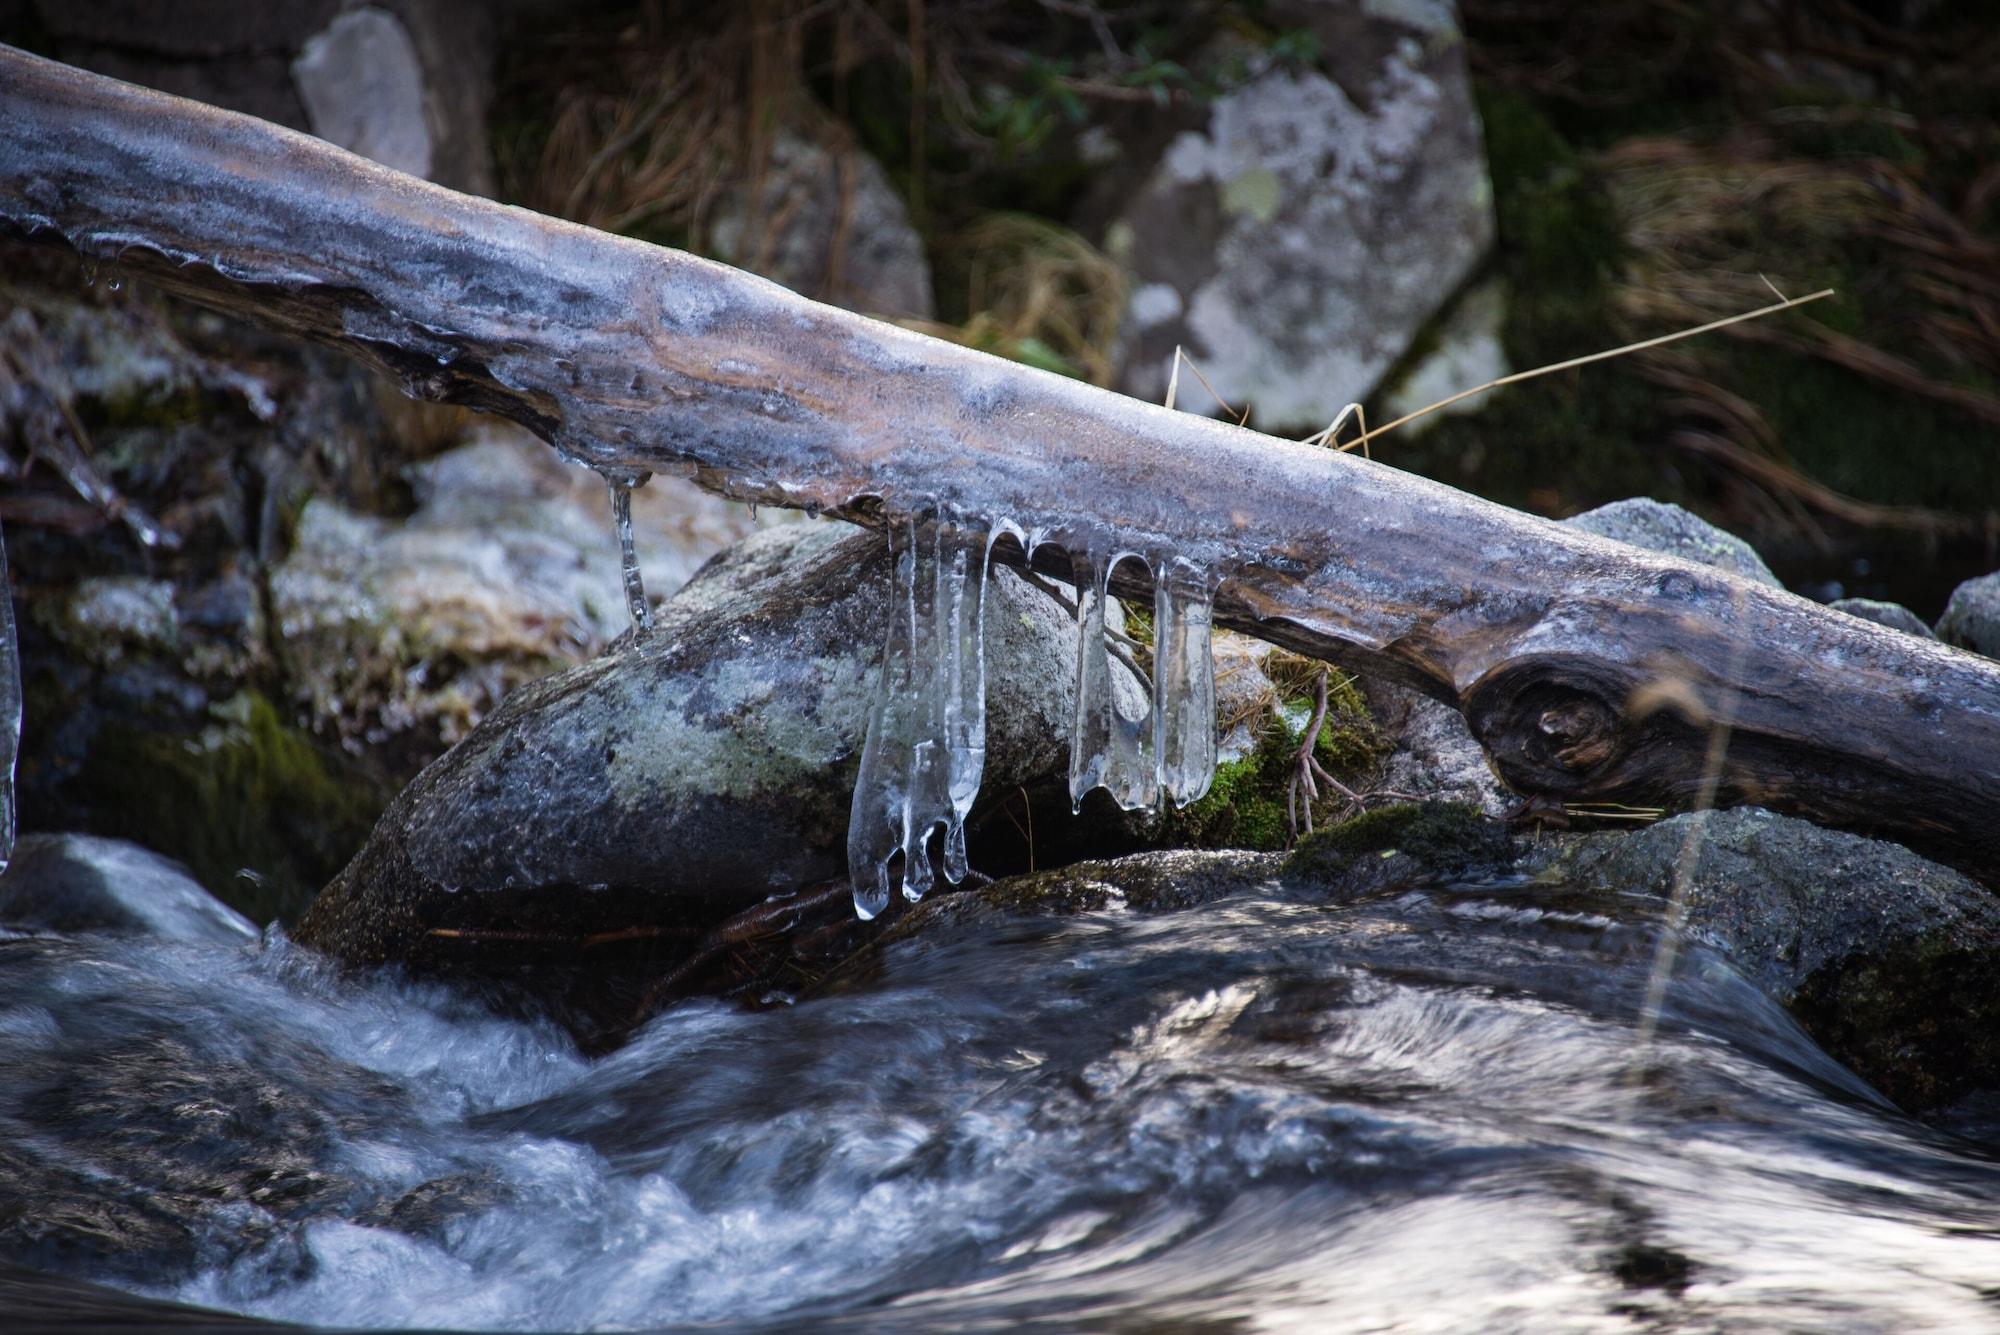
[[1524, 807, 2000, 1112], [0, 834, 257, 944], [1938, 571, 2000, 657], [1110, 2, 1493, 427], [295, 523, 1090, 988]]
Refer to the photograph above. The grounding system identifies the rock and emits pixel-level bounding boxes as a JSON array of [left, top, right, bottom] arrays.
[[707, 130, 934, 320], [1361, 680, 1511, 817], [270, 424, 758, 751], [0, 834, 258, 944], [1562, 497, 1781, 588], [1110, 4, 1493, 428], [292, 8, 438, 180], [294, 522, 1095, 983], [1938, 571, 2000, 657], [1524, 807, 2000, 1111], [1829, 597, 1936, 639], [31, 0, 496, 194], [1378, 278, 1510, 437]]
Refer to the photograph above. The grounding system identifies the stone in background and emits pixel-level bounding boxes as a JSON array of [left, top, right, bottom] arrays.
[[1108, 0, 1493, 430]]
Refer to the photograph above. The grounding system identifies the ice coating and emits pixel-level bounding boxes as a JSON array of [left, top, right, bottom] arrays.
[[847, 515, 991, 919], [0, 521, 17, 873], [1066, 547, 1219, 815], [1069, 547, 1159, 813], [604, 473, 653, 633], [1153, 561, 1217, 807]]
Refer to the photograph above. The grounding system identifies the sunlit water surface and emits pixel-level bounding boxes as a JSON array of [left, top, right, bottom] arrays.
[[4, 875, 1998, 1332]]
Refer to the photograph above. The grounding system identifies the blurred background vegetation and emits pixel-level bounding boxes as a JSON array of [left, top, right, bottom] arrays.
[[487, 0, 2000, 609]]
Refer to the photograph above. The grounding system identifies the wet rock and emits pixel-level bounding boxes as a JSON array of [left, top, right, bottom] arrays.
[[1525, 807, 2000, 1111], [1111, 3, 1493, 428], [1282, 800, 1516, 897], [0, 833, 257, 944], [295, 523, 1091, 985], [1829, 597, 1936, 639], [1937, 571, 2000, 657], [707, 130, 933, 320], [1562, 498, 1781, 588]]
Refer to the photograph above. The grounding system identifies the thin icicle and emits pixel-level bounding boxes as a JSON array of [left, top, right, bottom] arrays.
[[1068, 546, 1156, 813], [848, 513, 993, 918], [0, 521, 16, 873], [1153, 561, 1217, 807], [604, 473, 653, 633]]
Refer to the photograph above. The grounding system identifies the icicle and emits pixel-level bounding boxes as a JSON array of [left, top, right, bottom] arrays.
[[848, 513, 993, 918], [0, 521, 17, 873], [604, 473, 652, 633], [1068, 546, 1156, 812], [1153, 561, 1217, 807]]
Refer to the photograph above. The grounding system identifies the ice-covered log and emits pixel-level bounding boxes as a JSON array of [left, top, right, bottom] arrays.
[[3, 44, 1998, 876]]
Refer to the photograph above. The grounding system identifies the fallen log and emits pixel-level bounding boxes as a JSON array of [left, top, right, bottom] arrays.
[[3, 44, 1997, 875]]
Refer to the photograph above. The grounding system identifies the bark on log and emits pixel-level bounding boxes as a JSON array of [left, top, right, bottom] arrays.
[[3, 44, 1998, 875]]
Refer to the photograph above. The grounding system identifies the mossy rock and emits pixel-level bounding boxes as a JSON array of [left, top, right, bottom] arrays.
[[1153, 669, 1388, 852], [67, 691, 387, 925], [1281, 801, 1518, 896]]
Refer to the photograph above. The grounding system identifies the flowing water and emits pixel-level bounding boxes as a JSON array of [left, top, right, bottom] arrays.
[[5, 870, 1999, 1333]]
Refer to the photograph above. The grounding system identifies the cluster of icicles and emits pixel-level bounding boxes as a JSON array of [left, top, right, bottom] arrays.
[[843, 513, 1217, 919], [602, 482, 1218, 920]]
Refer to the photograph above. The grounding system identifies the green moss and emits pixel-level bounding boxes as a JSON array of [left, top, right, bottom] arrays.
[[1154, 673, 1387, 852], [1281, 801, 1513, 886], [73, 691, 388, 925]]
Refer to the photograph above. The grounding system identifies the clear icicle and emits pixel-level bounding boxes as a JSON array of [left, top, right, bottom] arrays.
[[605, 474, 652, 633], [1153, 562, 1217, 807], [848, 514, 992, 918], [0, 521, 17, 873], [1068, 547, 1157, 813]]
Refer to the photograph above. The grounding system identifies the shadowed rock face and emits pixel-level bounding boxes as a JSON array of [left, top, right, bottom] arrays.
[[294, 522, 1093, 984]]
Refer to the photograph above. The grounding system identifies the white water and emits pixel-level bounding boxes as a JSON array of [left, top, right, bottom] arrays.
[[847, 516, 991, 918], [0, 521, 16, 874]]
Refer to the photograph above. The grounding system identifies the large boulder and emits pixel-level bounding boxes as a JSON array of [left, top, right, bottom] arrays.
[[294, 523, 1088, 979], [1110, 2, 1493, 428], [1524, 807, 2000, 1111]]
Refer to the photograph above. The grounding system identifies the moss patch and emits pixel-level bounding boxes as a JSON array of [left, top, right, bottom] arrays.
[[71, 691, 388, 925], [1154, 669, 1387, 852]]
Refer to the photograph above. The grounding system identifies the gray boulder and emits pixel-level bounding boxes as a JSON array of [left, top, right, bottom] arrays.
[[1111, 3, 1493, 428], [0, 834, 258, 945], [707, 131, 934, 320], [1830, 597, 1936, 639], [1525, 807, 2000, 1111], [295, 523, 1085, 971], [1938, 571, 2000, 657], [1562, 498, 1781, 588]]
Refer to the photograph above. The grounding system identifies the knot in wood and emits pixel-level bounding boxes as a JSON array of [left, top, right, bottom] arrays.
[[1536, 698, 1619, 772]]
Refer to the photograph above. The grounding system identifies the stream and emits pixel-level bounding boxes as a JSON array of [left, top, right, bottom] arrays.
[[5, 868, 1999, 1332]]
